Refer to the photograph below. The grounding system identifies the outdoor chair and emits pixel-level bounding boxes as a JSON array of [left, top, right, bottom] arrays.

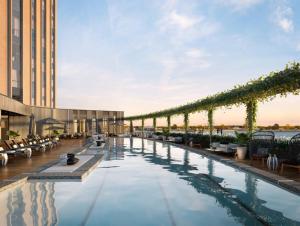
[[4, 140, 32, 158], [0, 147, 9, 166], [280, 133, 300, 174], [22, 138, 43, 152], [249, 131, 275, 164], [34, 135, 53, 150]]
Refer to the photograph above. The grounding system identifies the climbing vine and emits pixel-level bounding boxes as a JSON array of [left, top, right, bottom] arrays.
[[123, 62, 300, 120], [208, 109, 214, 137], [141, 119, 144, 132], [184, 113, 189, 134], [153, 117, 157, 132], [130, 120, 133, 133], [245, 100, 257, 134], [167, 115, 171, 133]]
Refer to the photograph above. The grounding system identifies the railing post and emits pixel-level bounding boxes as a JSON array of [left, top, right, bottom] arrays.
[[246, 100, 257, 135], [208, 109, 213, 145], [153, 117, 156, 133]]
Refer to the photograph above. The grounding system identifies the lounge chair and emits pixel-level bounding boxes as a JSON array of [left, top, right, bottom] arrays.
[[280, 133, 300, 174], [0, 147, 9, 166], [22, 138, 43, 152], [249, 131, 275, 164], [3, 140, 32, 158]]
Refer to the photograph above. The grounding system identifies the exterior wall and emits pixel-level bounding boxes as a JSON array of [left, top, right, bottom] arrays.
[[0, 109, 1, 138], [0, 0, 56, 108], [36, 0, 42, 106], [22, 0, 31, 105], [0, 0, 8, 96], [0, 94, 124, 138], [46, 0, 51, 107]]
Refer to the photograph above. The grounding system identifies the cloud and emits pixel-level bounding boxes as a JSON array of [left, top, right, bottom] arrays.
[[167, 11, 198, 29], [217, 0, 263, 10], [272, 1, 294, 33], [158, 10, 219, 44]]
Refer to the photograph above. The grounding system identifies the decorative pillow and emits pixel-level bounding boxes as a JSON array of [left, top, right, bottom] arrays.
[[257, 148, 268, 155]]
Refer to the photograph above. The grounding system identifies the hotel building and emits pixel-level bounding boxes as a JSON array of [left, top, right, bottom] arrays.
[[0, 0, 124, 139]]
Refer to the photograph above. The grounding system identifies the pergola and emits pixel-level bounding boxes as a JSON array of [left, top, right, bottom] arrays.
[[121, 62, 300, 137]]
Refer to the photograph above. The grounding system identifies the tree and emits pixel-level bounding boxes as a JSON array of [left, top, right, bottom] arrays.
[[171, 124, 178, 130], [271, 123, 280, 130]]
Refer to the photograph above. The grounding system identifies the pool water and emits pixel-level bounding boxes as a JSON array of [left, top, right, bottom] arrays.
[[0, 138, 299, 226]]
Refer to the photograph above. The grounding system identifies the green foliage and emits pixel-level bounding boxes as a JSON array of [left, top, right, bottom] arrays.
[[141, 119, 144, 131], [246, 100, 257, 134], [7, 130, 20, 139], [129, 120, 133, 133], [162, 128, 169, 137], [124, 62, 300, 120], [235, 132, 249, 146], [167, 116, 171, 133], [208, 109, 214, 137], [271, 139, 289, 157], [184, 113, 189, 133], [53, 130, 60, 135], [153, 118, 157, 132]]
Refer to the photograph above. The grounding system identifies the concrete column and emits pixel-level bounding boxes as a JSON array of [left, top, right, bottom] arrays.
[[167, 115, 171, 133], [153, 117, 156, 133], [129, 120, 133, 134], [141, 119, 144, 137]]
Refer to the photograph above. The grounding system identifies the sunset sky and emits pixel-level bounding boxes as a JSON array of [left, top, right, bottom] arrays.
[[57, 0, 300, 126]]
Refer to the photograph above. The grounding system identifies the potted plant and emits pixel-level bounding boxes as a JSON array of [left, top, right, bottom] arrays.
[[7, 130, 20, 140], [235, 132, 249, 160], [162, 128, 169, 141]]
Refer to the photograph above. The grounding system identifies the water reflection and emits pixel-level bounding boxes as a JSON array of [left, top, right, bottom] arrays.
[[125, 138, 300, 226], [0, 182, 57, 226]]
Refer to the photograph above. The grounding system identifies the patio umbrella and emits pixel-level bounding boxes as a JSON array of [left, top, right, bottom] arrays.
[[45, 125, 65, 136], [29, 114, 36, 135], [45, 126, 65, 131], [38, 117, 64, 125]]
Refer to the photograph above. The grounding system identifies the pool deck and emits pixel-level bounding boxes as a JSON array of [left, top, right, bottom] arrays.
[[155, 139, 300, 195], [0, 137, 299, 196], [0, 138, 103, 192]]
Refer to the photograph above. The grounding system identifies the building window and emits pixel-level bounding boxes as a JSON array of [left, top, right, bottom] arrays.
[[41, 0, 46, 106], [31, 0, 36, 105], [50, 0, 55, 108], [11, 0, 22, 102]]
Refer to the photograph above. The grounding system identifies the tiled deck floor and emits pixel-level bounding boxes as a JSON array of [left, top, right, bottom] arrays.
[[192, 147, 300, 182], [0, 139, 85, 180], [242, 158, 300, 182]]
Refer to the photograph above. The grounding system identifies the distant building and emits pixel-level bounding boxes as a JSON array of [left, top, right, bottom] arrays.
[[0, 0, 124, 139]]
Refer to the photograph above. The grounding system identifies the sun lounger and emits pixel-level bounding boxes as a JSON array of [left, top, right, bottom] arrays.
[[4, 140, 32, 158], [0, 147, 9, 166]]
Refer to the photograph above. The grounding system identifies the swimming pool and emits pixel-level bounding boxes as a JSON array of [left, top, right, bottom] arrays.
[[0, 138, 299, 226]]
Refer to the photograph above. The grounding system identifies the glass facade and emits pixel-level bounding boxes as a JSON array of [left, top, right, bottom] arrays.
[[50, 0, 55, 107], [31, 0, 36, 105], [41, 0, 46, 106], [11, 0, 22, 101]]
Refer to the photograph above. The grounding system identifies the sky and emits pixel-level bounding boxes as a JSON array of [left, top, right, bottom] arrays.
[[57, 0, 300, 126]]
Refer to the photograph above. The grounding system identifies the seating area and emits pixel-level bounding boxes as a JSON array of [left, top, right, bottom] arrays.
[[0, 135, 61, 166], [145, 131, 300, 180]]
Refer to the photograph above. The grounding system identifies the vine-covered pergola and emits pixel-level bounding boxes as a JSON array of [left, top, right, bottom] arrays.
[[121, 62, 300, 136]]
